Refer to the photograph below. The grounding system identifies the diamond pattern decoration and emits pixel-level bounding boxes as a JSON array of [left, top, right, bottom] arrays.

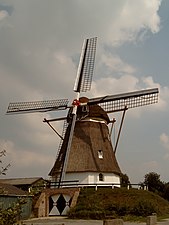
[[62, 194, 72, 215], [49, 194, 72, 216], [49, 195, 60, 216], [57, 194, 66, 215]]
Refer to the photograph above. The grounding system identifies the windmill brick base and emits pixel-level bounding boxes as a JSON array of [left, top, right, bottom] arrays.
[[35, 188, 80, 217]]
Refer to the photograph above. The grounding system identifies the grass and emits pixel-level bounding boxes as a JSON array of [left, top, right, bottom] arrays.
[[68, 187, 169, 221]]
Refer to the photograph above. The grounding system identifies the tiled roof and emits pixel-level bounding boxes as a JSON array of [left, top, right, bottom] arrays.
[[0, 183, 28, 196], [0, 177, 43, 186]]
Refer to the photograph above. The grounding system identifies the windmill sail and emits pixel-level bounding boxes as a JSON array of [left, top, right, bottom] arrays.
[[74, 37, 97, 93], [49, 120, 70, 179], [6, 99, 69, 114], [59, 37, 97, 184], [88, 88, 158, 113]]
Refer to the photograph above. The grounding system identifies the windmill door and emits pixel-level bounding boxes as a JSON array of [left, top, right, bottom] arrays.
[[49, 194, 72, 216]]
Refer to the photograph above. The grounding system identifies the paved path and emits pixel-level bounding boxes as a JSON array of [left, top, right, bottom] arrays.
[[23, 217, 103, 225], [22, 217, 169, 225]]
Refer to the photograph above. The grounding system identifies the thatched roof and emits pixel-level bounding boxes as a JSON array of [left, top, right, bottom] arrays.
[[77, 104, 110, 123], [66, 120, 121, 173], [49, 104, 121, 177]]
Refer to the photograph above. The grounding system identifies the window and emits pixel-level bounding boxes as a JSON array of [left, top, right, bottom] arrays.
[[99, 173, 104, 181], [98, 150, 103, 159]]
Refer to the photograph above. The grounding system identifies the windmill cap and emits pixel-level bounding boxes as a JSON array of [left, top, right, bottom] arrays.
[[79, 97, 89, 104], [87, 104, 110, 124]]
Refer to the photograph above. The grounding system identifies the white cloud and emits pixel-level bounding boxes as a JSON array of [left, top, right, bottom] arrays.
[[91, 75, 139, 97], [106, 0, 161, 45], [0, 10, 8, 21], [100, 54, 136, 75], [7, 0, 161, 49], [142, 160, 159, 173], [22, 114, 64, 147], [89, 73, 164, 119], [0, 138, 54, 177], [0, 66, 43, 102], [9, 146, 53, 169], [160, 133, 169, 150], [142, 76, 159, 87], [158, 86, 169, 110], [141, 76, 167, 111], [140, 82, 169, 113], [160, 133, 169, 160]]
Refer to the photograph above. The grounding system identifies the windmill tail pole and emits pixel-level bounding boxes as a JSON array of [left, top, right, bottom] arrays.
[[59, 93, 80, 186], [109, 118, 116, 144], [43, 118, 63, 140], [114, 106, 127, 154]]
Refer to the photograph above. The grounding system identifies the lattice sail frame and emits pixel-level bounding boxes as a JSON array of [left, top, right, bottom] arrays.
[[74, 37, 97, 93], [7, 99, 69, 114], [88, 88, 158, 113]]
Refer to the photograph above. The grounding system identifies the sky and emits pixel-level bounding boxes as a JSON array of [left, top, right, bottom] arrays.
[[0, 0, 169, 184]]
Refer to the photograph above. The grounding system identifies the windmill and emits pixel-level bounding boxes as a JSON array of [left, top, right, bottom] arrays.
[[7, 37, 159, 188]]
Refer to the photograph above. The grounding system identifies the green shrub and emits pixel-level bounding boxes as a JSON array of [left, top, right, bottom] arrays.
[[68, 188, 169, 220], [131, 200, 158, 216], [116, 203, 130, 216], [0, 198, 26, 225]]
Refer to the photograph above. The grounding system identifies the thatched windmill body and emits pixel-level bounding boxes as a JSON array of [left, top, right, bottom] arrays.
[[49, 101, 122, 186], [7, 37, 158, 188]]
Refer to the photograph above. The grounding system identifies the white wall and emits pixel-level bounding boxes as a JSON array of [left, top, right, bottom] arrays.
[[65, 172, 120, 187]]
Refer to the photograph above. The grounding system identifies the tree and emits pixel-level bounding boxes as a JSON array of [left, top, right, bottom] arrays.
[[143, 172, 164, 195], [120, 173, 131, 188], [0, 149, 26, 225], [0, 149, 10, 176], [162, 183, 169, 201]]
